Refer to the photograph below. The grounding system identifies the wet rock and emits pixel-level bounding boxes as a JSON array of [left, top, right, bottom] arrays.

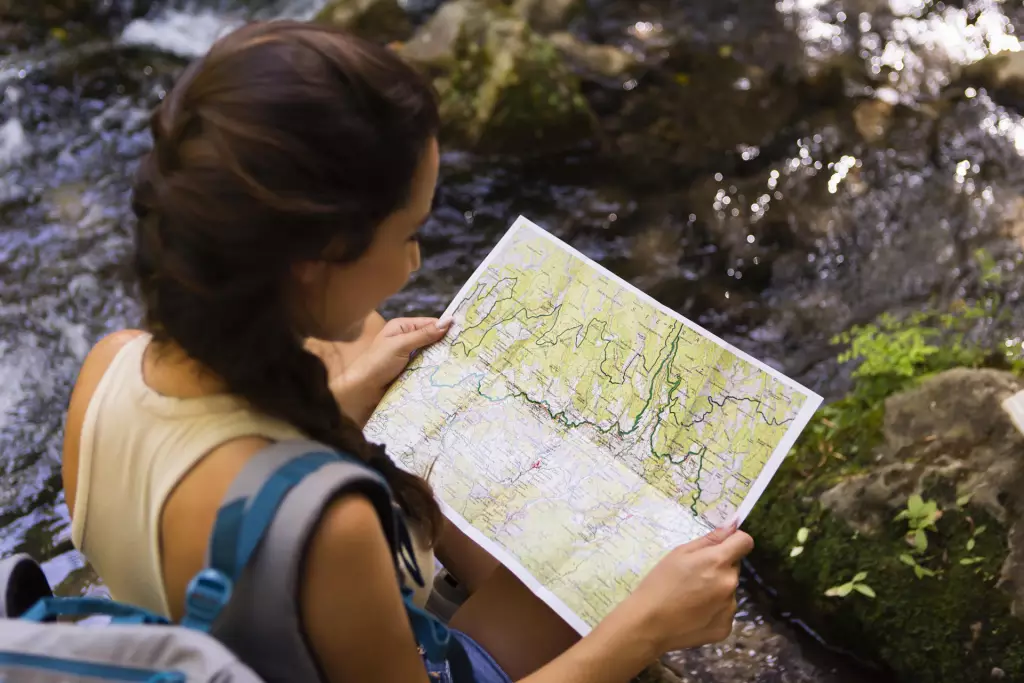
[[662, 586, 846, 683], [548, 32, 636, 80], [399, 0, 596, 154], [0, 0, 87, 24], [315, 0, 412, 44], [510, 0, 582, 34], [851, 99, 893, 145], [606, 45, 802, 174], [397, 0, 472, 69], [961, 52, 1024, 94], [746, 368, 1024, 683]]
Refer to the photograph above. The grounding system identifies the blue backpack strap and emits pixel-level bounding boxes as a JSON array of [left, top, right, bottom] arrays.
[[189, 440, 452, 681], [21, 597, 170, 626]]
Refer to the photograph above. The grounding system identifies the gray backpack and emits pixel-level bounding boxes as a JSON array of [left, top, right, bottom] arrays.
[[0, 441, 476, 682]]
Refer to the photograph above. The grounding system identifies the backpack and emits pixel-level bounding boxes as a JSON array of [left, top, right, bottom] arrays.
[[0, 440, 475, 682]]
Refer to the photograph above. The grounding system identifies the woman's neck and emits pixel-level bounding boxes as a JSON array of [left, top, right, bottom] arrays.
[[144, 337, 231, 399]]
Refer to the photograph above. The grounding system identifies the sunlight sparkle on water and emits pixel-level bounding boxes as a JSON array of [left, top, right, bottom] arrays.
[[827, 155, 858, 194]]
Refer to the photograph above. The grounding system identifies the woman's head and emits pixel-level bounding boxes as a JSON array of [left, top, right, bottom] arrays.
[[134, 20, 439, 341], [131, 20, 442, 536]]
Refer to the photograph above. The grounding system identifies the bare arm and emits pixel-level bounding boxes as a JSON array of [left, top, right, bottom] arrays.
[[302, 496, 654, 683], [300, 494, 750, 683], [435, 517, 500, 594], [63, 329, 145, 517]]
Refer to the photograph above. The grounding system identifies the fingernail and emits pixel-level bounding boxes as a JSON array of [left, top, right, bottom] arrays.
[[718, 516, 739, 534], [436, 315, 453, 330]]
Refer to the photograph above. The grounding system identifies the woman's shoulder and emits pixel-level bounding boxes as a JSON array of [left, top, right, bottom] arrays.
[[62, 329, 147, 514]]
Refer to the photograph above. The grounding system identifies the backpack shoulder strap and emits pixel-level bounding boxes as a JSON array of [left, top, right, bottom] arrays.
[[192, 440, 454, 682]]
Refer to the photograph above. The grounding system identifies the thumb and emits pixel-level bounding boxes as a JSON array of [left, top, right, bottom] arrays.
[[679, 519, 739, 554], [388, 316, 452, 356]]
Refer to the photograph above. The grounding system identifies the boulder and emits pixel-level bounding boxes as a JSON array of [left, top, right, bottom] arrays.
[[314, 0, 412, 44], [957, 51, 1024, 111], [399, 0, 596, 154], [548, 32, 636, 81], [510, 0, 583, 33], [745, 368, 1024, 682], [852, 98, 894, 145]]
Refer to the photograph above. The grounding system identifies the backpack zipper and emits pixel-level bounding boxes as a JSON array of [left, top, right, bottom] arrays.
[[0, 651, 185, 682]]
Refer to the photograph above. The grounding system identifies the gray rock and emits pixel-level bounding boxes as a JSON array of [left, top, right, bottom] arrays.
[[823, 369, 1024, 616], [851, 99, 894, 145], [399, 0, 596, 154], [547, 32, 636, 80], [397, 0, 475, 69], [510, 0, 583, 33], [961, 52, 1024, 95]]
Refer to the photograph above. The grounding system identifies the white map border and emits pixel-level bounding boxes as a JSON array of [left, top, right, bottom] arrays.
[[391, 215, 824, 635]]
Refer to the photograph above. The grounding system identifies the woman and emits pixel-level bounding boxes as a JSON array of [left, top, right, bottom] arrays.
[[61, 20, 753, 683]]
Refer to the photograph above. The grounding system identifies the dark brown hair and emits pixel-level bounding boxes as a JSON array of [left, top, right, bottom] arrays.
[[130, 20, 443, 540]]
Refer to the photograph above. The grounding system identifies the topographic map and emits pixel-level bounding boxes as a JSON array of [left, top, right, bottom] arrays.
[[365, 217, 822, 633]]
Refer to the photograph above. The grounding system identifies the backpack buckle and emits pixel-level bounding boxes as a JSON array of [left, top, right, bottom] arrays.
[[181, 569, 233, 632]]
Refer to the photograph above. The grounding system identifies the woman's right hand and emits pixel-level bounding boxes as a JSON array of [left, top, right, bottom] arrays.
[[616, 524, 754, 655]]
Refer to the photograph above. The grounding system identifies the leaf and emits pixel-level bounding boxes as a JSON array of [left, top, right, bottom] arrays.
[[853, 571, 869, 583], [854, 584, 877, 598], [966, 538, 976, 552], [956, 493, 973, 508], [825, 586, 841, 597], [914, 565, 927, 579], [914, 529, 929, 552], [960, 557, 985, 566], [974, 525, 987, 537], [894, 510, 910, 522], [790, 546, 804, 558], [836, 583, 855, 597], [797, 527, 810, 544], [899, 554, 917, 567], [907, 494, 925, 514]]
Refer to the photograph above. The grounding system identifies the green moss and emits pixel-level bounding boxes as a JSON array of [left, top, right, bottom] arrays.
[[749, 485, 1023, 681], [746, 266, 1024, 681], [433, 9, 594, 153]]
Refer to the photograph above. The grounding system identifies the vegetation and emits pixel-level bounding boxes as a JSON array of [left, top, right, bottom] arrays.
[[745, 251, 1024, 682]]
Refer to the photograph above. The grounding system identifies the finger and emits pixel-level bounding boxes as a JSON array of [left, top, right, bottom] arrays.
[[711, 530, 754, 565], [677, 520, 739, 554], [382, 317, 442, 337], [390, 319, 451, 356]]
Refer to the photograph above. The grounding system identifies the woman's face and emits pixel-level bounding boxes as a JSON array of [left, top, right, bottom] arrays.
[[295, 138, 440, 341]]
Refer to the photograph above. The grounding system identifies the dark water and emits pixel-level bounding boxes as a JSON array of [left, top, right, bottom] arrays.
[[2, 0, 1024, 680]]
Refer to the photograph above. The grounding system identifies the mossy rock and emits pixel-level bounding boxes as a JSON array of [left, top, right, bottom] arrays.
[[399, 0, 596, 154], [314, 0, 412, 44], [746, 368, 1024, 682]]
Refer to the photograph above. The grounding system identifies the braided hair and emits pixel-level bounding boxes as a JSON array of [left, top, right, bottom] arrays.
[[130, 21, 443, 541]]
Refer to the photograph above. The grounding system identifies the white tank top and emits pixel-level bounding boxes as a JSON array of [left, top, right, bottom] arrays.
[[70, 333, 435, 616]]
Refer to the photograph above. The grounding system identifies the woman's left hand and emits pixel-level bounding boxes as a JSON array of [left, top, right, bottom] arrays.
[[308, 315, 452, 427]]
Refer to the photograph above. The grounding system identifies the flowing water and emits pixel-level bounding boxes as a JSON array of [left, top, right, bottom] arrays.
[[2, 0, 1024, 680]]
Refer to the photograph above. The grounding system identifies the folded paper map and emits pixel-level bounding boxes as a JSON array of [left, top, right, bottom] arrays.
[[365, 216, 823, 634]]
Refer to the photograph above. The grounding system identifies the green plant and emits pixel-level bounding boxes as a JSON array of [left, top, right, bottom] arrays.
[[790, 526, 810, 557], [825, 571, 876, 599], [895, 494, 942, 553], [899, 553, 938, 579]]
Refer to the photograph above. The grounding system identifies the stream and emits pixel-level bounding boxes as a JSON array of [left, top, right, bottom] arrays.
[[2, 0, 1024, 681]]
